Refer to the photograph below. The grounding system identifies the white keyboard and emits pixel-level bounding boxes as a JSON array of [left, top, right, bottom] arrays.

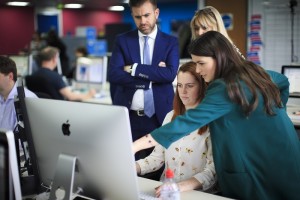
[[139, 192, 159, 200], [94, 92, 105, 99]]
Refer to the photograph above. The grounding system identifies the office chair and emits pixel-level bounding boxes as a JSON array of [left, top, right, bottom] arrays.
[[33, 92, 53, 99], [25, 75, 63, 100]]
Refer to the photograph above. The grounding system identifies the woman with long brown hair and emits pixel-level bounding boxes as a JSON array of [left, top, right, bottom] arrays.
[[133, 31, 299, 200]]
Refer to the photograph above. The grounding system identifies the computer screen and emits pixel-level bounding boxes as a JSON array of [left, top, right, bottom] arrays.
[[9, 55, 30, 77], [24, 98, 141, 199], [15, 83, 42, 195], [75, 56, 107, 84], [281, 65, 300, 98], [0, 131, 9, 200], [0, 130, 22, 200]]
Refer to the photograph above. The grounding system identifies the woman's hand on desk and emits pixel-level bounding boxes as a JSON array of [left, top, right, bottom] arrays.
[[154, 177, 202, 197], [88, 88, 96, 97], [61, 87, 96, 101]]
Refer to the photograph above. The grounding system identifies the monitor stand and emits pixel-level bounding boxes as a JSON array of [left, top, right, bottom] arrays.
[[49, 154, 77, 200]]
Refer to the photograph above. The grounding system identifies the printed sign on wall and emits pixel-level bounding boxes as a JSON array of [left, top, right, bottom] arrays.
[[247, 14, 262, 65], [222, 13, 233, 30]]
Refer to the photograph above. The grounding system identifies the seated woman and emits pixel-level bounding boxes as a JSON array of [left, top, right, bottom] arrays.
[[135, 61, 217, 196]]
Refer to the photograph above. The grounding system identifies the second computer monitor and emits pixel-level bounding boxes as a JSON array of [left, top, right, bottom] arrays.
[[75, 56, 107, 84], [9, 55, 30, 77], [281, 65, 300, 98]]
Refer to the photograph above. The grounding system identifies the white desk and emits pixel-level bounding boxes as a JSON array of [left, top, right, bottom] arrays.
[[24, 178, 232, 200], [83, 94, 112, 105], [72, 81, 113, 105], [138, 177, 232, 200], [287, 104, 300, 126]]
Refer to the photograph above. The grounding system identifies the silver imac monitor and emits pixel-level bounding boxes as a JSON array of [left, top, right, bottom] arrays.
[[281, 65, 300, 98], [24, 98, 141, 200], [9, 55, 30, 77]]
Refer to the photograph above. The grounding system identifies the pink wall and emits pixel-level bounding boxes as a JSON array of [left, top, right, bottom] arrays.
[[62, 10, 122, 36], [0, 8, 122, 55], [0, 7, 35, 55]]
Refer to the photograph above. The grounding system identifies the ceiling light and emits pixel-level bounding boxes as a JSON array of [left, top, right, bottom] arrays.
[[109, 5, 125, 11], [64, 3, 83, 9], [7, 1, 30, 6]]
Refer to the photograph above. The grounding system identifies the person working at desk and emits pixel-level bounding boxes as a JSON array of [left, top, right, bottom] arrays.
[[136, 62, 218, 196], [32, 46, 96, 101], [108, 0, 179, 162], [46, 29, 70, 77], [133, 31, 300, 200], [67, 46, 88, 79], [0, 56, 37, 130]]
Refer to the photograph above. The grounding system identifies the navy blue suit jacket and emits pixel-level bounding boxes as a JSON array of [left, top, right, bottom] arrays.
[[108, 29, 179, 124]]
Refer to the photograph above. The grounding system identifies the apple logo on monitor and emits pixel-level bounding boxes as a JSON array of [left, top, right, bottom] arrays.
[[62, 120, 71, 136]]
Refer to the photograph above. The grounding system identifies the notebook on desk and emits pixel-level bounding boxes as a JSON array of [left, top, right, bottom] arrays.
[[23, 98, 157, 200]]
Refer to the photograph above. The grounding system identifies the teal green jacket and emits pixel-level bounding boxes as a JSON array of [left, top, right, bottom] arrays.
[[151, 70, 300, 200]]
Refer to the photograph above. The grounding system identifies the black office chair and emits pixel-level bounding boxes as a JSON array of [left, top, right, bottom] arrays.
[[32, 92, 53, 99], [25, 75, 63, 100]]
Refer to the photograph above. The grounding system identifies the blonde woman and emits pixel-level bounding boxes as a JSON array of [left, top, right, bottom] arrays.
[[190, 6, 244, 58]]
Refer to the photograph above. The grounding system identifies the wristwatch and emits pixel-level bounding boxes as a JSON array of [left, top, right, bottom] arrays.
[[125, 65, 132, 73], [129, 65, 133, 73]]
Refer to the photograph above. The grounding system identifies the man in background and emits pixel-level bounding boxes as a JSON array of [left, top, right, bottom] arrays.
[[46, 29, 70, 77], [0, 56, 37, 131], [31, 46, 95, 101], [108, 0, 179, 165]]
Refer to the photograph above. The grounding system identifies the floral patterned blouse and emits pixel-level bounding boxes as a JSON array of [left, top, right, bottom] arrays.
[[136, 110, 217, 191]]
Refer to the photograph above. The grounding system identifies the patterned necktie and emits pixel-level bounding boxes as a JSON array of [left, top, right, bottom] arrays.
[[143, 36, 155, 117]]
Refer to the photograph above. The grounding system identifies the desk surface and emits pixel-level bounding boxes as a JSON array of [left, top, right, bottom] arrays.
[[287, 104, 300, 126], [138, 177, 232, 200], [73, 82, 113, 105], [83, 94, 112, 105]]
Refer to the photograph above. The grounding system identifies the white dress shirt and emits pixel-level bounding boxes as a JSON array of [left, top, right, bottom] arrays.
[[130, 25, 157, 111]]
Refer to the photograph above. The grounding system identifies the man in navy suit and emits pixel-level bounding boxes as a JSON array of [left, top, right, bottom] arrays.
[[108, 0, 179, 162]]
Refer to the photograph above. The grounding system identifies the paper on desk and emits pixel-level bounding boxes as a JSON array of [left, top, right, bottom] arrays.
[[289, 114, 300, 121]]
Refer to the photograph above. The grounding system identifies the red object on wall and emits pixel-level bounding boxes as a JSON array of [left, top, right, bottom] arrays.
[[0, 7, 122, 55], [0, 7, 35, 55]]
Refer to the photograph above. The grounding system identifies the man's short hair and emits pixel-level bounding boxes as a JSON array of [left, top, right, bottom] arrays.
[[38, 46, 59, 62], [129, 0, 157, 9], [0, 56, 17, 82]]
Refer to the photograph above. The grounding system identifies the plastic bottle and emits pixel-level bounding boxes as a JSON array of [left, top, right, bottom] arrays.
[[160, 168, 180, 200]]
